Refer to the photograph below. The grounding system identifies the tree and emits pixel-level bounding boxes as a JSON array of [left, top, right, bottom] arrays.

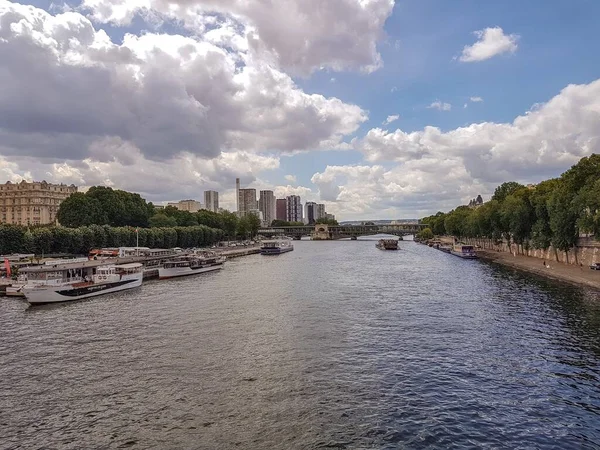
[[220, 211, 238, 238], [246, 213, 261, 237], [530, 179, 558, 249], [57, 193, 107, 227], [492, 181, 524, 204], [417, 227, 434, 241], [501, 188, 535, 250], [149, 214, 178, 228], [548, 185, 578, 262]]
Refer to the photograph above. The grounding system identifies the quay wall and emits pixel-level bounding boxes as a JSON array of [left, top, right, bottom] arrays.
[[459, 236, 600, 266]]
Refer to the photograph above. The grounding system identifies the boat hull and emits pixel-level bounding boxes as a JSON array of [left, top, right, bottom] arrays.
[[24, 275, 143, 305], [450, 251, 478, 259], [260, 246, 294, 255], [158, 264, 223, 279]]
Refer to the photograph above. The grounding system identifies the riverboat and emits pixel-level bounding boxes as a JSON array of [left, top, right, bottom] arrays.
[[450, 244, 478, 259], [158, 251, 225, 279], [21, 262, 144, 304], [439, 245, 453, 253], [260, 239, 294, 255], [376, 239, 399, 250]]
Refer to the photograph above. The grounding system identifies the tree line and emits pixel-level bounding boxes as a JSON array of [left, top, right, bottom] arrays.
[[57, 186, 262, 239], [0, 224, 223, 256], [418, 154, 600, 262]]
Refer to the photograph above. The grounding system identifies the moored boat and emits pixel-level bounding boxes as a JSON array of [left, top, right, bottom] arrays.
[[376, 239, 399, 250], [21, 262, 144, 304], [260, 239, 294, 255], [158, 251, 225, 279], [450, 244, 477, 259]]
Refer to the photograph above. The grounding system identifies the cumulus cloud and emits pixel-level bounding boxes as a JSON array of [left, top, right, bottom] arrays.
[[310, 161, 486, 219], [459, 27, 519, 63], [284, 174, 297, 183], [470, 96, 484, 102], [427, 101, 452, 111], [80, 0, 395, 75], [0, 1, 366, 163], [383, 114, 400, 125], [355, 79, 600, 186]]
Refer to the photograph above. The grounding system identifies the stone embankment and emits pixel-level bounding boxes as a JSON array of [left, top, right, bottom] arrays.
[[475, 249, 600, 290], [442, 236, 600, 290]]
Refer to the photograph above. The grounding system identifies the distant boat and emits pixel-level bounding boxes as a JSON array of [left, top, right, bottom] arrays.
[[159, 251, 225, 279], [450, 244, 477, 259], [260, 239, 294, 255], [376, 239, 399, 250]]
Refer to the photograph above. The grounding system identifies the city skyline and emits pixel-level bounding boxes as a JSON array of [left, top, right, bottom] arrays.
[[0, 1, 599, 220]]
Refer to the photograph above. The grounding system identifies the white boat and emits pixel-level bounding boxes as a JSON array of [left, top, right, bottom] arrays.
[[21, 262, 144, 305], [450, 244, 478, 259], [4, 274, 27, 297], [260, 239, 294, 255], [158, 251, 225, 279]]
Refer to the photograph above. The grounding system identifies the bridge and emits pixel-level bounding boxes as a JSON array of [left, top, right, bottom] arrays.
[[257, 223, 427, 240]]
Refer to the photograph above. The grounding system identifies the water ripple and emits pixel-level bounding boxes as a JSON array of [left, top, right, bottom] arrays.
[[1, 240, 600, 449]]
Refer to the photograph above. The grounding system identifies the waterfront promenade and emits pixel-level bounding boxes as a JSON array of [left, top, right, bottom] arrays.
[[477, 249, 600, 290]]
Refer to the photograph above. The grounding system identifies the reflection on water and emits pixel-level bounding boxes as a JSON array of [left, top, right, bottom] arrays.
[[1, 240, 600, 449]]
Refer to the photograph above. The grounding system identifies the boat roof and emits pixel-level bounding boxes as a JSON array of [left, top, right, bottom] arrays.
[[20, 259, 118, 273]]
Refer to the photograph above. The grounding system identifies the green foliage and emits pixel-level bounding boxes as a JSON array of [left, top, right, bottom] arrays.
[[58, 186, 152, 228], [417, 227, 434, 241], [420, 154, 600, 256], [491, 181, 525, 203], [149, 213, 178, 228], [57, 192, 107, 227]]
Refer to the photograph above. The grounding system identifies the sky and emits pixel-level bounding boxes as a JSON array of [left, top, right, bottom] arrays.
[[1, 0, 599, 220]]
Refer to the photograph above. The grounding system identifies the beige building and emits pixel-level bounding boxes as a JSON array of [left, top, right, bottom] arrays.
[[237, 188, 257, 217], [0, 180, 77, 225], [167, 200, 202, 212]]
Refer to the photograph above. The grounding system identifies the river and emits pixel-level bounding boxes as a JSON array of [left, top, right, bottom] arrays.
[[1, 239, 600, 449]]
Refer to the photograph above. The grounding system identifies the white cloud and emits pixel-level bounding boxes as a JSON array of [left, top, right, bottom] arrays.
[[80, 0, 395, 75], [459, 27, 519, 63], [0, 1, 367, 163], [470, 96, 484, 102], [464, 103, 468, 109], [356, 79, 600, 184], [316, 78, 600, 218], [284, 174, 297, 183], [391, 86, 397, 93], [383, 114, 400, 125], [427, 101, 452, 111]]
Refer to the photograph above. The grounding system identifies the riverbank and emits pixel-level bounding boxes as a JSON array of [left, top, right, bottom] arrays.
[[477, 249, 600, 290]]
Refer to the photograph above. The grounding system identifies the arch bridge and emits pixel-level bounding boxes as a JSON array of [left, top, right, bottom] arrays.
[[257, 223, 426, 240]]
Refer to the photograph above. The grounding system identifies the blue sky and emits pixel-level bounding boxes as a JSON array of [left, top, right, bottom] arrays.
[[1, 0, 599, 219]]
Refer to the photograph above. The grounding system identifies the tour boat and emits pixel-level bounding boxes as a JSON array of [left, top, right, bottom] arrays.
[[376, 239, 399, 250], [21, 262, 144, 304], [450, 244, 478, 259], [158, 251, 225, 279], [260, 239, 294, 255]]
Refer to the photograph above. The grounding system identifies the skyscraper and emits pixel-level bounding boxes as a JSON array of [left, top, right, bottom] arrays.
[[286, 195, 302, 223], [258, 190, 276, 227], [304, 201, 317, 225], [316, 204, 326, 221], [204, 190, 219, 212], [276, 198, 287, 221], [238, 188, 257, 217]]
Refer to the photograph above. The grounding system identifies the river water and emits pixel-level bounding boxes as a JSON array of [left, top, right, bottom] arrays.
[[1, 239, 600, 449]]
